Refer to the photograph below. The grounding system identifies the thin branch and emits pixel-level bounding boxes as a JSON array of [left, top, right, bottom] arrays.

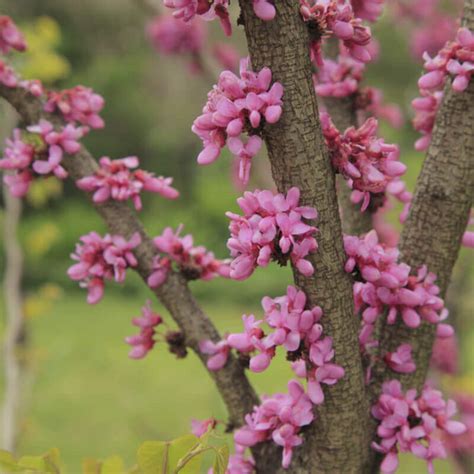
[[238, 1, 371, 472], [370, 0, 474, 414], [0, 85, 274, 459]]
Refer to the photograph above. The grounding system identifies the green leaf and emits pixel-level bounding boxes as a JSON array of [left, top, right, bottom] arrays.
[[101, 456, 125, 474], [137, 435, 201, 474], [0, 450, 21, 472], [213, 445, 229, 474]]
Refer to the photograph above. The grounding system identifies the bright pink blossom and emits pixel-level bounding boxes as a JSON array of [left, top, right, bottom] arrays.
[[413, 27, 474, 150], [125, 300, 163, 359], [190, 417, 217, 437], [193, 58, 283, 185], [44, 86, 105, 128], [76, 156, 178, 211], [321, 113, 405, 211], [372, 380, 466, 474], [147, 225, 230, 288], [163, 0, 232, 36], [300, 0, 373, 63], [68, 232, 141, 304], [0, 16, 26, 54], [252, 0, 276, 21], [226, 187, 318, 280], [384, 343, 416, 374], [234, 380, 314, 468]]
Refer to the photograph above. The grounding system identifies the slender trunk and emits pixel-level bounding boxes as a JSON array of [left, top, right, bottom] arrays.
[[238, 2, 371, 472]]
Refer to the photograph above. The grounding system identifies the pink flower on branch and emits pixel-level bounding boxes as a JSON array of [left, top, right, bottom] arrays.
[[0, 16, 26, 54], [372, 380, 466, 473], [68, 232, 141, 304], [226, 187, 318, 280], [147, 225, 230, 288], [44, 85, 105, 129], [383, 343, 416, 374], [76, 156, 179, 211], [192, 58, 283, 186], [321, 113, 405, 211], [125, 300, 163, 359]]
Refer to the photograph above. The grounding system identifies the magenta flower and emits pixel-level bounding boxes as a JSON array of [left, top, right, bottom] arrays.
[[321, 114, 405, 210], [199, 339, 230, 371], [163, 0, 231, 36], [76, 156, 179, 211], [190, 417, 216, 437], [234, 380, 314, 469], [68, 232, 141, 304], [372, 380, 466, 474], [147, 225, 229, 288], [193, 58, 283, 185], [0, 16, 26, 54], [125, 300, 163, 359], [44, 85, 105, 128], [252, 0, 276, 21], [0, 59, 19, 88], [384, 343, 416, 374], [226, 187, 318, 280]]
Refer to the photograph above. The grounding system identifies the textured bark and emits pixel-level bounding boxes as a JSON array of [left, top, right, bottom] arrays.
[[238, 2, 370, 472], [0, 84, 283, 467], [371, 3, 474, 395], [324, 96, 373, 235]]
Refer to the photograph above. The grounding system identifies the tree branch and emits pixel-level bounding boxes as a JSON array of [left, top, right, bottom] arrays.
[[371, 0, 474, 410], [238, 2, 371, 472], [0, 84, 275, 460]]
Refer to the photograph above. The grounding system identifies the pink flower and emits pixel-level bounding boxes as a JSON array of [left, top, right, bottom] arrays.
[[125, 300, 163, 359], [193, 58, 283, 185], [146, 14, 205, 60], [321, 114, 405, 210], [68, 232, 141, 304], [384, 343, 416, 374], [226, 187, 318, 280], [252, 0, 276, 21], [234, 380, 314, 469], [199, 339, 230, 370], [430, 334, 459, 375], [190, 418, 216, 437], [372, 380, 466, 473], [44, 86, 105, 128], [351, 0, 384, 22], [0, 59, 19, 88], [0, 16, 26, 54], [76, 156, 179, 211], [163, 0, 232, 36], [300, 0, 373, 63], [148, 225, 229, 287]]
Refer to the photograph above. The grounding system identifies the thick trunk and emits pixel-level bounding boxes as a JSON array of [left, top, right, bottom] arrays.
[[238, 2, 371, 472]]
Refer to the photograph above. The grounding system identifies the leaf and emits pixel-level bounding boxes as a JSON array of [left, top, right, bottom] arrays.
[[213, 445, 229, 474], [82, 458, 102, 474], [101, 456, 125, 474], [17, 448, 61, 474], [137, 435, 200, 474], [137, 441, 169, 474], [0, 450, 21, 472]]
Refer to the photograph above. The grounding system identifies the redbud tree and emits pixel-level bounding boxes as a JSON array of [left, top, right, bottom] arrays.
[[0, 0, 473, 473]]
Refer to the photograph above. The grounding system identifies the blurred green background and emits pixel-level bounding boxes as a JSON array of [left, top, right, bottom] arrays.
[[0, 0, 472, 472]]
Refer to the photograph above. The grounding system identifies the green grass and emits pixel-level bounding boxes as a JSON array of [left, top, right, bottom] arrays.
[[0, 288, 460, 473]]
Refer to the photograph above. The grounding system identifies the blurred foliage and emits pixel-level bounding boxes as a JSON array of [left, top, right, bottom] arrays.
[[0, 429, 229, 473]]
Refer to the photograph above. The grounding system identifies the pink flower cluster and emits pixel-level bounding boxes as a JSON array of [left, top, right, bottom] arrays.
[[383, 343, 416, 374], [125, 300, 163, 359], [321, 113, 405, 211], [313, 50, 365, 97], [300, 0, 373, 63], [146, 14, 205, 58], [44, 86, 105, 129], [192, 58, 283, 185], [163, 0, 232, 36], [147, 225, 230, 288], [202, 286, 344, 395], [350, 0, 384, 22], [0, 120, 86, 197], [372, 380, 466, 474], [226, 187, 318, 280], [252, 0, 276, 21], [344, 231, 453, 352], [234, 380, 314, 468], [76, 156, 179, 211], [444, 393, 474, 462], [0, 15, 26, 54], [413, 27, 474, 151], [0, 58, 44, 96], [68, 232, 141, 304]]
